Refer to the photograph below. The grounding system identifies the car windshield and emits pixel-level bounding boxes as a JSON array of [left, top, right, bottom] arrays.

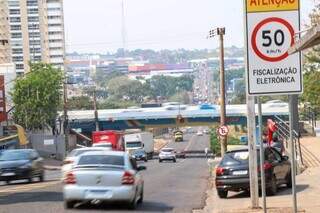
[[93, 144, 112, 148], [126, 142, 142, 148], [162, 148, 174, 152], [133, 150, 145, 155], [0, 150, 30, 161], [77, 155, 124, 167]]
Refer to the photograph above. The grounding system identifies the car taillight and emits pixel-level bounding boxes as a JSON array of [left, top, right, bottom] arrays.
[[258, 162, 273, 172], [122, 171, 135, 185], [216, 167, 225, 176], [64, 172, 76, 184], [63, 159, 74, 165]]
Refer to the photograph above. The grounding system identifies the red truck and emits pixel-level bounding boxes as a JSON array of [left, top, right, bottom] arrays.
[[92, 130, 124, 151]]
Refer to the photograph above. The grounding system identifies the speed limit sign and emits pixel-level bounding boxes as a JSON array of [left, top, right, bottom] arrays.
[[245, 0, 302, 95]]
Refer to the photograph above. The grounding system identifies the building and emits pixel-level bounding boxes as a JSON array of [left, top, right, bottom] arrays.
[[5, 0, 65, 74], [46, 0, 65, 68], [0, 63, 16, 110], [0, 0, 11, 64]]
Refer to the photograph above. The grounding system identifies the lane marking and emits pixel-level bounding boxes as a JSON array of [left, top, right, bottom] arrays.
[[0, 181, 60, 195], [184, 135, 196, 151]]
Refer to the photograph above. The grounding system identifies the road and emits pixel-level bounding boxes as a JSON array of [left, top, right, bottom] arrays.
[[0, 131, 214, 213]]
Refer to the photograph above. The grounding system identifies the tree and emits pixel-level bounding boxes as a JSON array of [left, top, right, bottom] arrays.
[[107, 76, 147, 103], [67, 96, 93, 110], [146, 75, 194, 100], [231, 79, 246, 104], [12, 63, 63, 130], [301, 3, 320, 111], [169, 91, 191, 104]]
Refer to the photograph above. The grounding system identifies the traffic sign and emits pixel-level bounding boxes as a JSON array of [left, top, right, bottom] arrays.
[[245, 0, 302, 95], [217, 125, 229, 137]]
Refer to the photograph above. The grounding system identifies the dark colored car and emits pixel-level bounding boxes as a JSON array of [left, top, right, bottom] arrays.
[[176, 151, 186, 159], [131, 149, 148, 162], [215, 146, 291, 198], [0, 149, 44, 184]]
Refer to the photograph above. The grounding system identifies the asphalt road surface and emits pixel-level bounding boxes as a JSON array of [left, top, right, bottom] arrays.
[[0, 130, 214, 213]]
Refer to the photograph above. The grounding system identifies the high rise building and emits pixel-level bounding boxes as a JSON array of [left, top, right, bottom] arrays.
[[6, 0, 65, 74], [0, 0, 11, 64], [46, 0, 65, 68]]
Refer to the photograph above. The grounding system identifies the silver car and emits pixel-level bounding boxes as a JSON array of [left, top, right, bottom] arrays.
[[63, 151, 146, 209], [159, 148, 176, 163]]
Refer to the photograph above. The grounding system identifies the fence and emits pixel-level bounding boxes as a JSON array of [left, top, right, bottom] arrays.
[[28, 134, 76, 160]]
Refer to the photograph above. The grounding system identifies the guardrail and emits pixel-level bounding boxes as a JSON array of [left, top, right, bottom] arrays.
[[274, 115, 304, 172]]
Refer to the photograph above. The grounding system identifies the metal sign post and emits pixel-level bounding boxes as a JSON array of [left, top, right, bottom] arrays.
[[257, 97, 266, 213], [289, 95, 297, 213], [246, 95, 259, 208]]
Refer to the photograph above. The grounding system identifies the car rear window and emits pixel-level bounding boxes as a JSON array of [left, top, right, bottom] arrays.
[[221, 150, 263, 166], [69, 149, 104, 157], [77, 155, 124, 166]]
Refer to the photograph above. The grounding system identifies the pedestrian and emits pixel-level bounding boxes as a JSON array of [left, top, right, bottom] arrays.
[[205, 147, 209, 158]]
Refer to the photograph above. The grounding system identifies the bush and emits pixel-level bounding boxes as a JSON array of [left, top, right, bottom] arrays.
[[210, 127, 242, 157]]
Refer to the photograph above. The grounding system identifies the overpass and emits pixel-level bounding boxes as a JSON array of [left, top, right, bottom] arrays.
[[66, 103, 289, 135]]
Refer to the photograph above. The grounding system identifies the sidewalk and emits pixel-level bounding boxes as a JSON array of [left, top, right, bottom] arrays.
[[194, 136, 320, 213]]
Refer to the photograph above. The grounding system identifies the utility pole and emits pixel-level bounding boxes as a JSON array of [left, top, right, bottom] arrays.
[[208, 27, 227, 156], [217, 27, 227, 156], [63, 73, 69, 154]]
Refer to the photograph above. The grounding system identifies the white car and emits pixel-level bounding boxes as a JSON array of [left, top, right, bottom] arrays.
[[159, 148, 176, 163], [62, 147, 111, 175], [197, 131, 203, 136], [63, 151, 146, 209], [92, 142, 113, 150]]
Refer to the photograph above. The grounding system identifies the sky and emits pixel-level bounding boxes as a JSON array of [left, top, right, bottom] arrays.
[[63, 0, 316, 53]]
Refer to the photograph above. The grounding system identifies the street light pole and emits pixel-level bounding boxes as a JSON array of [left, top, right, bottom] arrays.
[[208, 27, 227, 156]]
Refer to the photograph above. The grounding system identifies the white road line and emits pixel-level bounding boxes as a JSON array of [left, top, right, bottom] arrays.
[[184, 135, 196, 151]]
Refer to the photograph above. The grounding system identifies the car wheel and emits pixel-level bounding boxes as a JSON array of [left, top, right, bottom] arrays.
[[217, 190, 228, 198], [137, 187, 144, 204], [159, 159, 162, 163], [39, 172, 45, 182], [128, 197, 137, 210], [173, 158, 176, 163], [286, 171, 292, 188], [64, 200, 76, 209], [267, 175, 277, 196], [144, 158, 148, 162], [27, 176, 33, 183], [5, 180, 10, 185]]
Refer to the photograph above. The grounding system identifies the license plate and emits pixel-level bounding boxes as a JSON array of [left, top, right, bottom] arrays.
[[233, 170, 248, 175], [90, 190, 108, 194], [1, 172, 15, 176], [85, 190, 111, 199]]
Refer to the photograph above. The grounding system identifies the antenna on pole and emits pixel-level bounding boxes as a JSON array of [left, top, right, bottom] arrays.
[[121, 0, 127, 58]]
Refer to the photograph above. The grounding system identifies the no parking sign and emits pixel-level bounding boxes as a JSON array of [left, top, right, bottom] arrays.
[[245, 0, 302, 95]]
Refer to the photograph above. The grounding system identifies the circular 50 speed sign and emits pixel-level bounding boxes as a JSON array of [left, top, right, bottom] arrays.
[[251, 17, 295, 62]]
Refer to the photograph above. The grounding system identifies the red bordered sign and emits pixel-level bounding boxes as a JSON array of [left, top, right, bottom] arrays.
[[217, 126, 229, 137]]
